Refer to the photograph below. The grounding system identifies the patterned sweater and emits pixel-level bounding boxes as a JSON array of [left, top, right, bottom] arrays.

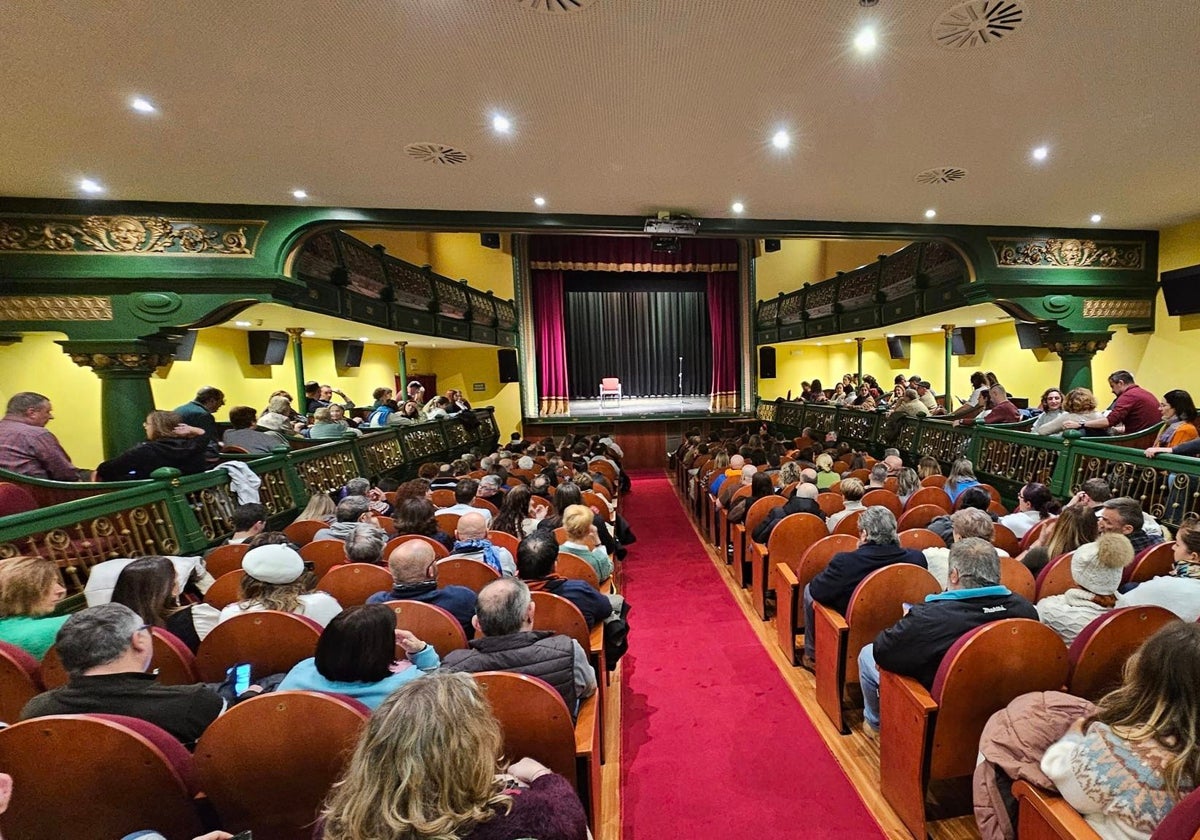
[[1042, 722, 1194, 840]]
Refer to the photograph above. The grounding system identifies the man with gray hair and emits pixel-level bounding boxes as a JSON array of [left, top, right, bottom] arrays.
[[754, 481, 825, 544], [0, 391, 82, 480], [802, 506, 926, 669], [313, 495, 387, 543], [20, 603, 225, 745], [856, 537, 1037, 733], [442, 577, 596, 716], [717, 463, 756, 510], [1098, 496, 1163, 553], [922, 506, 1009, 588], [344, 522, 387, 564]]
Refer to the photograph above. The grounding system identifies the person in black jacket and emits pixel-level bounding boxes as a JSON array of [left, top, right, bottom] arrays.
[[802, 506, 925, 668], [753, 481, 824, 544], [516, 530, 618, 627], [856, 537, 1038, 732], [95, 410, 209, 481]]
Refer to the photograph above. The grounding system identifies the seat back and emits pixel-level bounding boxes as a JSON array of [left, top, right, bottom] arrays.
[[436, 558, 501, 592], [992, 523, 1021, 558], [1152, 783, 1200, 839], [1020, 518, 1052, 552], [796, 535, 859, 592], [0, 640, 43, 723], [988, 500, 1009, 517], [0, 714, 202, 840], [205, 543, 250, 578], [39, 644, 68, 689], [194, 691, 369, 840], [600, 377, 620, 391], [848, 468, 869, 483], [553, 526, 570, 545], [436, 512, 461, 535], [903, 487, 952, 513], [530, 590, 589, 650], [745, 495, 788, 544], [920, 475, 947, 488], [150, 627, 202, 685], [195, 610, 323, 683], [833, 509, 865, 537], [473, 497, 500, 516], [382, 600, 469, 657], [204, 569, 247, 609], [557, 552, 601, 589], [898, 528, 945, 551], [583, 490, 614, 523], [896, 504, 946, 531], [431, 489, 456, 508], [487, 530, 521, 557], [1124, 541, 1175, 584], [299, 539, 349, 580], [473, 672, 577, 786], [816, 493, 845, 517], [998, 556, 1037, 602], [319, 563, 396, 607], [0, 482, 38, 517], [1035, 552, 1076, 601], [282, 519, 325, 547], [845, 565, 941, 682], [1067, 606, 1179, 701], [767, 513, 829, 571], [929, 619, 1069, 780], [384, 534, 450, 560], [862, 489, 902, 517]]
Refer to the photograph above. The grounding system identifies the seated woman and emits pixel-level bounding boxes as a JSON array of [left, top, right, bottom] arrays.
[[308, 407, 351, 440], [1020, 504, 1098, 577], [999, 482, 1062, 539], [1118, 512, 1200, 622], [422, 396, 451, 420], [217, 544, 343, 627], [944, 458, 981, 504], [492, 485, 542, 539], [393, 496, 455, 551], [110, 555, 221, 652], [0, 555, 67, 658], [278, 604, 439, 710], [1144, 389, 1200, 457], [294, 492, 336, 525], [95, 410, 209, 481], [727, 472, 775, 526], [558, 504, 613, 584], [894, 467, 920, 507], [814, 453, 840, 489], [320, 671, 587, 840], [1035, 387, 1105, 436], [222, 405, 286, 454], [917, 455, 942, 480], [1030, 387, 1065, 434], [387, 400, 423, 426], [1035, 533, 1135, 645], [1041, 622, 1200, 839]]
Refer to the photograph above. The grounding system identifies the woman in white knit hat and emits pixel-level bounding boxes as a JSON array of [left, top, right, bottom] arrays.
[[1036, 532, 1135, 645], [217, 542, 343, 628]]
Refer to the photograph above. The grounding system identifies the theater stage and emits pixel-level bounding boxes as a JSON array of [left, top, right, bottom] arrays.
[[566, 396, 713, 418]]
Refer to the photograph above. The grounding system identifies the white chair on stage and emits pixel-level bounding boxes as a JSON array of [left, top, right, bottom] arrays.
[[598, 377, 622, 409]]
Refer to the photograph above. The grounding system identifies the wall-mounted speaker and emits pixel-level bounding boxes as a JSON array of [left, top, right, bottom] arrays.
[[248, 330, 288, 366], [1014, 322, 1044, 349], [333, 339, 365, 368], [951, 327, 976, 356], [480, 232, 501, 250], [498, 348, 519, 383], [886, 335, 911, 360], [173, 330, 199, 362], [764, 239, 782, 253], [1161, 264, 1200, 315], [758, 346, 776, 379]]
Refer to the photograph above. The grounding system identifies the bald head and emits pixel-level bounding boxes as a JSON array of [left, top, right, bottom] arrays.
[[387, 539, 437, 583], [741, 464, 757, 484], [455, 511, 488, 541], [729, 454, 745, 470], [800, 468, 818, 485], [797, 483, 819, 500], [883, 455, 903, 475]]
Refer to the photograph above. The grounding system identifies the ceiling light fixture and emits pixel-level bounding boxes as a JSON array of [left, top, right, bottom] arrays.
[[533, 196, 546, 207], [975, 319, 987, 324], [234, 321, 252, 327], [130, 97, 156, 114], [1090, 213, 1103, 223], [303, 330, 316, 337], [358, 337, 369, 342], [292, 189, 308, 199], [731, 201, 745, 213], [492, 114, 511, 134], [771, 130, 790, 150], [931, 327, 942, 332], [854, 27, 877, 53], [1032, 145, 1049, 161], [924, 208, 937, 219], [886, 333, 896, 338], [79, 178, 104, 194]]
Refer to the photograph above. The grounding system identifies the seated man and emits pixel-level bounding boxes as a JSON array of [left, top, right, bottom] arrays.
[[476, 474, 506, 503], [717, 463, 756, 511], [226, 502, 266, 545], [857, 538, 1038, 732], [0, 392, 83, 481], [446, 512, 515, 575], [517, 530, 617, 627], [367, 539, 476, 638], [1063, 370, 1159, 436], [21, 603, 225, 746], [313, 496, 388, 543], [974, 383, 1020, 425], [866, 464, 888, 489], [754, 481, 825, 544], [442, 577, 596, 717], [221, 405, 284, 454], [916, 380, 942, 415], [825, 478, 866, 534], [344, 523, 387, 564], [923, 507, 1009, 588], [709, 454, 744, 499], [926, 486, 995, 547], [1097, 496, 1163, 553], [436, 478, 493, 526], [802, 506, 926, 668], [881, 450, 905, 475], [1067, 479, 1164, 539]]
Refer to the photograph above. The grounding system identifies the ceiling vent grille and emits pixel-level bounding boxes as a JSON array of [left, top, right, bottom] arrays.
[[516, 0, 599, 14], [404, 143, 471, 166], [916, 167, 968, 185], [932, 0, 1026, 49]]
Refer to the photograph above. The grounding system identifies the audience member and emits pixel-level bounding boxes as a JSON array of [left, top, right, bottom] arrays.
[[1030, 388, 1065, 434], [923, 507, 1006, 588], [814, 453, 839, 489], [314, 496, 387, 544], [717, 463, 756, 510], [172, 386, 225, 447], [491, 484, 542, 538], [727, 472, 775, 526], [294, 493, 336, 524], [944, 458, 982, 504], [367, 539, 476, 638], [110, 555, 220, 653], [825, 478, 866, 534], [226, 502, 267, 544], [1022, 504, 1099, 577], [1097, 496, 1163, 553], [895, 467, 920, 506], [1063, 371, 1159, 435], [974, 383, 1020, 425], [392, 496, 455, 551], [517, 530, 616, 627], [1035, 387, 1104, 436], [558, 504, 613, 584], [221, 406, 284, 453], [1144, 389, 1200, 456], [1036, 533, 1135, 645], [0, 392, 82, 480], [0, 555, 68, 658], [998, 482, 1061, 539], [95, 410, 209, 481], [218, 544, 342, 627], [754, 482, 824, 544], [308, 407, 351, 440], [916, 456, 942, 480], [447, 512, 516, 576], [438, 478, 493, 526], [344, 523, 387, 564], [1117, 512, 1200, 621]]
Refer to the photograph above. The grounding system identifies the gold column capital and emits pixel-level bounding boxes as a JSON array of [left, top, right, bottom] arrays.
[[285, 327, 307, 340], [940, 324, 956, 335]]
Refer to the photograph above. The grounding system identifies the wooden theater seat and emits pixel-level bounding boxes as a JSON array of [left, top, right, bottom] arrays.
[[999, 556, 1037, 602], [436, 557, 501, 592], [1015, 777, 1200, 840], [920, 475, 947, 489], [473, 497, 500, 516], [813, 564, 940, 734], [832, 509, 865, 537], [816, 492, 845, 518], [903, 486, 952, 513], [431, 488, 456, 508], [204, 569, 246, 609], [556, 551, 603, 591], [1035, 552, 1077, 601], [717, 485, 752, 559], [384, 533, 450, 560], [299, 539, 349, 580], [204, 542, 250, 578], [861, 489, 902, 517], [774, 534, 858, 664], [954, 483, 1001, 509], [435, 512, 461, 535], [751, 512, 826, 620], [992, 522, 1021, 558], [0, 640, 43, 723], [382, 600, 469, 658], [1124, 541, 1175, 584], [879, 618, 1069, 840], [194, 691, 370, 840], [487, 530, 521, 557], [898, 528, 945, 551], [282, 518, 325, 547], [1066, 605, 1179, 701], [1020, 517, 1053, 552], [150, 627, 202, 685], [0, 713, 203, 840], [319, 562, 395, 606], [195, 610, 322, 683], [896, 503, 947, 531], [733, 495, 786, 588]]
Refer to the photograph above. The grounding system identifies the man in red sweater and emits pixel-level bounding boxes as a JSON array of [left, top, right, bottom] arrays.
[[1063, 370, 1159, 435]]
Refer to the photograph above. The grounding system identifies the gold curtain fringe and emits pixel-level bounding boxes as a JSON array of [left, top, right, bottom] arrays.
[[539, 397, 571, 416], [709, 391, 738, 412], [528, 260, 738, 273]]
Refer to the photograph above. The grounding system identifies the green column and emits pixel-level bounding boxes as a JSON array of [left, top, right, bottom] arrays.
[[942, 324, 954, 407], [286, 327, 307, 402], [61, 342, 168, 460], [855, 337, 864, 384], [1046, 332, 1111, 393], [395, 341, 409, 391]]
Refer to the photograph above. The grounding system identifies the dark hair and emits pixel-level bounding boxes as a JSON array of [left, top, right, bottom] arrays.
[[228, 406, 258, 429], [492, 485, 531, 538], [314, 605, 396, 683], [393, 497, 440, 538], [1108, 370, 1135, 386], [1038, 388, 1062, 412], [553, 482, 582, 515], [232, 503, 268, 531], [454, 478, 479, 506], [1163, 389, 1198, 424], [516, 530, 559, 579], [957, 486, 992, 512], [970, 371, 987, 389], [245, 530, 295, 549], [1081, 477, 1113, 504], [1019, 483, 1061, 519], [110, 556, 177, 627], [749, 472, 774, 499]]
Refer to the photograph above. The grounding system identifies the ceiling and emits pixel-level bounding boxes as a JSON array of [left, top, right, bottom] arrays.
[[5, 1, 1198, 231], [225, 303, 481, 350]]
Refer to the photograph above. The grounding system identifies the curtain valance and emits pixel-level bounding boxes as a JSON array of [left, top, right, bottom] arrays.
[[529, 235, 738, 273]]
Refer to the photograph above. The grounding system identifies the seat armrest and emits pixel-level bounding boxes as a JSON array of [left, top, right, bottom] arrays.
[[1012, 781, 1101, 840], [880, 670, 939, 840], [813, 602, 850, 733], [776, 563, 800, 662]]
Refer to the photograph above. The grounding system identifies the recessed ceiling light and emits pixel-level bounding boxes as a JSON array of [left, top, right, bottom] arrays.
[[854, 27, 877, 53], [303, 330, 316, 337], [79, 178, 104, 194], [1032, 145, 1049, 161], [533, 196, 546, 207], [358, 337, 369, 342], [731, 201, 745, 214], [234, 321, 252, 327], [931, 327, 942, 332], [492, 114, 511, 134], [130, 97, 156, 114], [924, 209, 937, 219], [292, 189, 308, 200], [886, 333, 896, 338], [844, 338, 853, 343], [1090, 213, 1103, 223], [975, 319, 987, 324], [771, 130, 790, 150]]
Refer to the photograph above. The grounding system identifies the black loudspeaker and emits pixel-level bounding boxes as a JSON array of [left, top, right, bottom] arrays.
[[764, 239, 782, 253], [951, 327, 976, 356], [498, 349, 519, 383], [759, 346, 777, 379], [886, 335, 911, 360], [480, 232, 501, 249], [173, 330, 199, 362], [1161, 264, 1200, 315], [1015, 322, 1044, 349], [333, 339, 365, 368], [248, 330, 288, 365]]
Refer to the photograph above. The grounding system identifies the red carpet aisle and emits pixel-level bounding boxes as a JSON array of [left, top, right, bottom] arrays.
[[618, 470, 885, 839]]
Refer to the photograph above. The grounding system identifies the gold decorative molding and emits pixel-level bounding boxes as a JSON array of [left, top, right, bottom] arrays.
[[69, 351, 172, 372], [0, 295, 113, 321], [1081, 299, 1153, 320], [1044, 338, 1110, 355], [0, 215, 265, 257], [989, 237, 1144, 270]]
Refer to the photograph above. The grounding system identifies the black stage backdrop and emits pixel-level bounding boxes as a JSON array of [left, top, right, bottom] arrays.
[[563, 271, 712, 398]]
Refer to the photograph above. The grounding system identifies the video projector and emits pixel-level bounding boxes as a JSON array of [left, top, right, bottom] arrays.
[[643, 217, 701, 235]]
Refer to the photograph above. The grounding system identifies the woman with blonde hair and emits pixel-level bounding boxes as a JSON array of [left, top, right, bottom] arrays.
[[559, 503, 613, 584], [1020, 504, 1098, 576], [814, 452, 839, 490], [1035, 387, 1104, 436], [295, 493, 337, 524], [0, 555, 67, 657], [321, 671, 586, 840], [944, 458, 981, 503], [917, 456, 942, 480], [217, 543, 342, 628], [95, 410, 209, 481]]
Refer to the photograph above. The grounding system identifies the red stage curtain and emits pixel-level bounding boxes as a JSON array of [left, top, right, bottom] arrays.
[[529, 235, 738, 273], [707, 272, 739, 412], [532, 269, 571, 415]]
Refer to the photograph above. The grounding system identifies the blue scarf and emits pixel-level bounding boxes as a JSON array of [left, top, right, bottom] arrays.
[[453, 539, 504, 574]]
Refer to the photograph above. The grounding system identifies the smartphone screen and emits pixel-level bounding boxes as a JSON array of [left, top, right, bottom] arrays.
[[231, 832, 253, 840], [227, 662, 251, 695]]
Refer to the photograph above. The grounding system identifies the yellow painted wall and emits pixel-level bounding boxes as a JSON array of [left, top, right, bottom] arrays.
[[427, 233, 515, 301], [343, 230, 431, 267], [821, 240, 911, 278], [756, 239, 911, 301], [409, 346, 521, 437]]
